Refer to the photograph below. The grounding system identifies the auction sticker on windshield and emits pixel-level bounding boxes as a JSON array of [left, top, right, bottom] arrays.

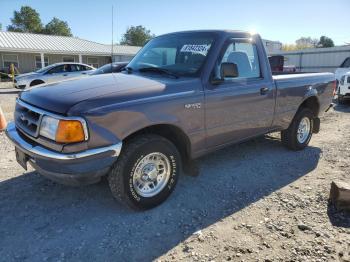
[[180, 44, 210, 55]]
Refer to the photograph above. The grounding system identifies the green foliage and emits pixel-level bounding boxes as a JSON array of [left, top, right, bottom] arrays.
[[120, 25, 155, 46], [295, 37, 318, 49], [7, 6, 72, 36], [282, 35, 336, 51], [318, 36, 334, 48], [7, 6, 43, 33], [43, 17, 72, 36]]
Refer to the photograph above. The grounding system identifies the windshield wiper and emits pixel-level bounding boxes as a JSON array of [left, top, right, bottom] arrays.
[[138, 67, 179, 79]]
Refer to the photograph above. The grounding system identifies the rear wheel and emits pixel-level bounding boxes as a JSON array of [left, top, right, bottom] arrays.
[[108, 134, 181, 210], [281, 108, 314, 151]]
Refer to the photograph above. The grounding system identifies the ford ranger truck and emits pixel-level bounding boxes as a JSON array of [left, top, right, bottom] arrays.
[[6, 30, 335, 210]]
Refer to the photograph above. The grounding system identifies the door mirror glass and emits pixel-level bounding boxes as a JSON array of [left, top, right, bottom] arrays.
[[221, 62, 239, 78]]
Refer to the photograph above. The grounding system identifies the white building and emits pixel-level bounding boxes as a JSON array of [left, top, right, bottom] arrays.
[[271, 45, 350, 73], [0, 31, 141, 73], [262, 39, 283, 54]]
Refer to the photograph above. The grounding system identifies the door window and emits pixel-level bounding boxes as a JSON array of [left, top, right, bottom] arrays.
[[215, 40, 261, 80], [47, 64, 71, 74]]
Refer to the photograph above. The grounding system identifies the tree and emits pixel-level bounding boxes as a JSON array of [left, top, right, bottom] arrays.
[[0, 23, 2, 31], [7, 6, 43, 33], [282, 44, 298, 51], [318, 36, 334, 48], [120, 25, 155, 46], [43, 17, 72, 36], [295, 37, 318, 49]]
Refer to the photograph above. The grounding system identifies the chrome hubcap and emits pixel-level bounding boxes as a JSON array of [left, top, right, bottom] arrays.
[[297, 117, 311, 143], [133, 152, 171, 197]]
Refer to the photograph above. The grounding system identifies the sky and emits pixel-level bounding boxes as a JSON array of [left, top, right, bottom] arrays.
[[0, 0, 349, 45]]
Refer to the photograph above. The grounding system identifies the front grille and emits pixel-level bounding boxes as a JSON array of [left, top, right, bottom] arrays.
[[14, 101, 43, 137]]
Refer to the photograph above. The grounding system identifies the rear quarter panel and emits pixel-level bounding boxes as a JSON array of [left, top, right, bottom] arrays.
[[272, 73, 334, 130]]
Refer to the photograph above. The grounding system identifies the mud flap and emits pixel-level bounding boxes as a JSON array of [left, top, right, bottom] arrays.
[[313, 117, 320, 133]]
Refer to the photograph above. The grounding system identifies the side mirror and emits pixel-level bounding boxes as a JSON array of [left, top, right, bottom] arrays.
[[210, 62, 239, 85], [221, 62, 239, 78]]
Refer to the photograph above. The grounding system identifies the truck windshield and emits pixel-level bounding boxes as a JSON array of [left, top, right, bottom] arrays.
[[128, 32, 216, 77]]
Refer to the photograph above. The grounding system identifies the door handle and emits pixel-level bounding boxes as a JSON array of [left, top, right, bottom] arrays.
[[260, 87, 269, 95], [63, 74, 68, 76]]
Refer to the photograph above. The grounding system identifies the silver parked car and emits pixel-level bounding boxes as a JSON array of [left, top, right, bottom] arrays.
[[14, 62, 95, 89]]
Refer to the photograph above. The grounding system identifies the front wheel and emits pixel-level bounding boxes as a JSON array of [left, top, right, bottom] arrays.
[[281, 108, 314, 151], [108, 134, 181, 210]]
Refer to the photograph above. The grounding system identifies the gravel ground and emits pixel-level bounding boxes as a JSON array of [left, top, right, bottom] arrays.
[[0, 86, 349, 262]]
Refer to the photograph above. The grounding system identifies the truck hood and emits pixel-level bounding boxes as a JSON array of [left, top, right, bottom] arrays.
[[19, 73, 195, 115]]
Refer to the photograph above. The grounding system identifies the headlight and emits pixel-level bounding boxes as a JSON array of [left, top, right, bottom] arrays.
[[40, 116, 59, 140], [40, 116, 87, 143]]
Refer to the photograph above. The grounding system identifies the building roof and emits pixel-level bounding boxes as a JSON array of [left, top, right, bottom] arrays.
[[0, 31, 141, 56]]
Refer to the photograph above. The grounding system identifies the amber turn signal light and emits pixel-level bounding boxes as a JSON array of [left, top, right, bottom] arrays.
[[55, 120, 85, 143]]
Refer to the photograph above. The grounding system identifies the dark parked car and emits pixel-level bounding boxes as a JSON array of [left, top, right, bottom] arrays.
[[90, 62, 128, 75], [6, 30, 335, 210]]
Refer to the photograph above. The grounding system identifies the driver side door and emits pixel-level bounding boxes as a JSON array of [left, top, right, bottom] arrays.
[[205, 38, 275, 149]]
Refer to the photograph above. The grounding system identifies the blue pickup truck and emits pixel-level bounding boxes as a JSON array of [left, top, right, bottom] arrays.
[[6, 30, 335, 209]]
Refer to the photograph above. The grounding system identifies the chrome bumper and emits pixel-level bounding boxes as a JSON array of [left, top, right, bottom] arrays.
[[5, 122, 122, 161]]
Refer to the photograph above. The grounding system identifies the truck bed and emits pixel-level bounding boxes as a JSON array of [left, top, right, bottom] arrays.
[[272, 72, 334, 130]]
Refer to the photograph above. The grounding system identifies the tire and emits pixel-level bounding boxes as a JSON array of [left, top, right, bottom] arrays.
[[108, 134, 181, 210], [281, 108, 314, 151], [30, 80, 45, 87], [338, 95, 345, 104]]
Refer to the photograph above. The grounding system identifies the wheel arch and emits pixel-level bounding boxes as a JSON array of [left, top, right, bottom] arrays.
[[296, 95, 320, 133], [30, 79, 45, 87], [299, 95, 320, 117], [122, 123, 193, 163]]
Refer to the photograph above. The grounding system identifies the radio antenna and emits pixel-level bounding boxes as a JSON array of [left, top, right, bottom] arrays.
[[111, 5, 114, 67]]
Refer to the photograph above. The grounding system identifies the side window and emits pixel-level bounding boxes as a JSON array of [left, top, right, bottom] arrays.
[[80, 65, 93, 71], [72, 64, 82, 72], [216, 41, 261, 80], [47, 65, 64, 74]]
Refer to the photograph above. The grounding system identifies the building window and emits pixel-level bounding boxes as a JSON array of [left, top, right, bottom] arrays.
[[35, 55, 49, 69], [63, 56, 75, 62], [87, 57, 99, 68], [3, 54, 19, 69]]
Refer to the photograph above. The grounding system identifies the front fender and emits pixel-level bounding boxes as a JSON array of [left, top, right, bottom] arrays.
[[76, 92, 205, 154]]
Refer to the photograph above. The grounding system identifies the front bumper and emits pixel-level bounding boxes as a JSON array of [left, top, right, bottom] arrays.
[[5, 122, 122, 186], [14, 79, 27, 89]]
